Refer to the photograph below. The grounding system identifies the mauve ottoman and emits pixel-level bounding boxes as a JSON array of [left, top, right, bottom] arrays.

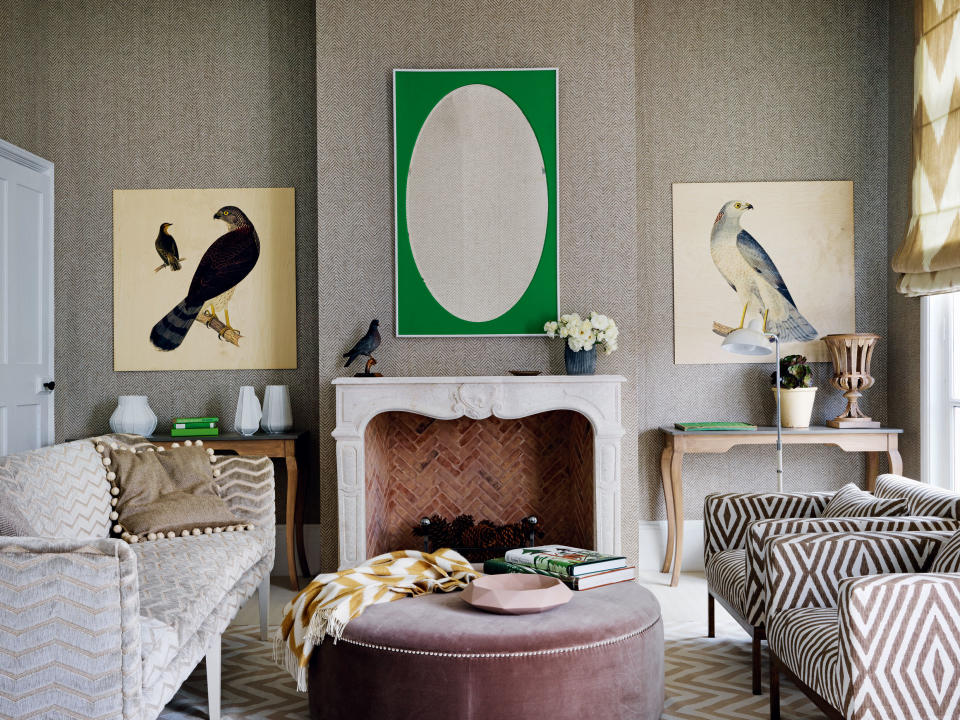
[[308, 582, 664, 720]]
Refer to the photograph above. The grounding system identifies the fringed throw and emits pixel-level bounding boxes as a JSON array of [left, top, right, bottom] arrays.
[[274, 548, 479, 691]]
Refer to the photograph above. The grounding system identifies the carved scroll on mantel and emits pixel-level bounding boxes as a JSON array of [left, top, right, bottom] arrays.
[[332, 375, 627, 569]]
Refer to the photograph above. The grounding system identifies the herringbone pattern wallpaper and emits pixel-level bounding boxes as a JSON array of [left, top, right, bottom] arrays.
[[0, 0, 319, 523], [888, 0, 921, 480], [317, 0, 640, 570], [364, 411, 593, 555], [0, 0, 898, 571], [634, 0, 891, 527]]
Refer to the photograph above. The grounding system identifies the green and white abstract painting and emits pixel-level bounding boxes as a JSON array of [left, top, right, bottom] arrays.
[[393, 68, 558, 336]]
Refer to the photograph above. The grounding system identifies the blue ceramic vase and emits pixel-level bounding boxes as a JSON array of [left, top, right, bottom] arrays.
[[564, 345, 597, 375]]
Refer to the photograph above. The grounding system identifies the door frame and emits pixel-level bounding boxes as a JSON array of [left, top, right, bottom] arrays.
[[0, 139, 55, 445]]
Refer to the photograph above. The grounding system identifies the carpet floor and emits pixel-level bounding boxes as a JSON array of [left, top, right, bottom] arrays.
[[159, 620, 822, 719]]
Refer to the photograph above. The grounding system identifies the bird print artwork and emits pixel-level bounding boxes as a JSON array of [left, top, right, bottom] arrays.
[[153, 222, 184, 272], [149, 205, 260, 351], [710, 200, 818, 343], [343, 319, 383, 376]]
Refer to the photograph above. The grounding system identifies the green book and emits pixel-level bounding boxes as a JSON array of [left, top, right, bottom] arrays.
[[503, 545, 627, 577], [483, 557, 637, 591], [173, 421, 217, 429], [170, 427, 220, 437], [174, 417, 219, 424], [674, 422, 757, 432]]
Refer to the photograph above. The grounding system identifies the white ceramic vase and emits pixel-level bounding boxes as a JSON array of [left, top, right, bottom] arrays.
[[261, 385, 293, 433], [234, 386, 262, 436], [774, 387, 818, 428], [109, 395, 158, 436]]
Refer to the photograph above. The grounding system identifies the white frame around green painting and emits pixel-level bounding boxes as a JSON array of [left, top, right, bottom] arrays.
[[393, 68, 559, 336]]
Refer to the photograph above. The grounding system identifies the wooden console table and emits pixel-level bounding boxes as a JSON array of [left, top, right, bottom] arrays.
[[659, 425, 903, 587], [146, 431, 310, 590]]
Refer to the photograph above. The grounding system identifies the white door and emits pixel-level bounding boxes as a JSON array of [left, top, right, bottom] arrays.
[[0, 140, 54, 454]]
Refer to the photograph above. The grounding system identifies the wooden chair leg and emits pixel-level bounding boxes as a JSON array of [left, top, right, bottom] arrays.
[[752, 629, 762, 695], [707, 593, 715, 638], [769, 652, 781, 720]]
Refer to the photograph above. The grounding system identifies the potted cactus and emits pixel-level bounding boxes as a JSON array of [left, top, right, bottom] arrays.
[[771, 354, 817, 428]]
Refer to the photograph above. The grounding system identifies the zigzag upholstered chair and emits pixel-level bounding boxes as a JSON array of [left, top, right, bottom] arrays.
[[0, 435, 275, 720], [764, 529, 960, 720], [703, 475, 960, 694]]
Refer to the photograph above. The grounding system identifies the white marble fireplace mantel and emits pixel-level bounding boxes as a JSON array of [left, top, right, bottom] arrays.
[[332, 375, 627, 568]]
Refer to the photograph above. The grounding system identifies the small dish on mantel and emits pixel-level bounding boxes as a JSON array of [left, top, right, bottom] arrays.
[[461, 573, 573, 615], [508, 370, 542, 376]]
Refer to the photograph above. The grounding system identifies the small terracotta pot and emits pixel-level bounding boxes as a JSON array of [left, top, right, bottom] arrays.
[[773, 387, 818, 428]]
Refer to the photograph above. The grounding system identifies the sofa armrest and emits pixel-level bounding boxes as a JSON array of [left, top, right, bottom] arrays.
[[703, 491, 832, 567], [0, 537, 142, 720], [213, 454, 276, 535], [763, 530, 949, 618], [838, 572, 960, 720]]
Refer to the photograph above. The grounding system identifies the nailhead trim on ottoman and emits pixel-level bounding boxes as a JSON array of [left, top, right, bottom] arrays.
[[308, 582, 664, 720]]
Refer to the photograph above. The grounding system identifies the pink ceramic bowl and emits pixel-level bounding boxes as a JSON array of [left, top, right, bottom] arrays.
[[461, 573, 574, 615]]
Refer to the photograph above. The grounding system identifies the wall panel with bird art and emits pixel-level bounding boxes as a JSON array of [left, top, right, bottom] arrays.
[[113, 187, 297, 370], [671, 181, 855, 364]]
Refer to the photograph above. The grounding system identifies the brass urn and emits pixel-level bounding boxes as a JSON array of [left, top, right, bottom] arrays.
[[821, 334, 881, 428]]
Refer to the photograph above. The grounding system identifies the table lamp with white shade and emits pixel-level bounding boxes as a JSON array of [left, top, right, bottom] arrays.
[[722, 318, 784, 492]]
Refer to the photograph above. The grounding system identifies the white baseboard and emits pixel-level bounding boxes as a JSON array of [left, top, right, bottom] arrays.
[[635, 520, 704, 572], [272, 523, 324, 577]]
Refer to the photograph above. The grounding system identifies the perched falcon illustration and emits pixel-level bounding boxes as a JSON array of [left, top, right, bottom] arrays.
[[710, 200, 818, 342], [149, 206, 260, 351], [154, 222, 182, 271]]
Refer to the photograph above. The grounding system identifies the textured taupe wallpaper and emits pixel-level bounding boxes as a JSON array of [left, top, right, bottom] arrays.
[[316, 0, 640, 570], [0, 0, 897, 572], [888, 0, 922, 479], [0, 0, 320, 521], [317, 0, 892, 571], [635, 0, 892, 525]]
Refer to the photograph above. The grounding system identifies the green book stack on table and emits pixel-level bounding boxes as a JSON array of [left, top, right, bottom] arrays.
[[171, 417, 220, 437], [674, 422, 757, 432]]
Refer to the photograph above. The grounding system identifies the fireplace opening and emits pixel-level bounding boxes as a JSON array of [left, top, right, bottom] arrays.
[[364, 410, 595, 558]]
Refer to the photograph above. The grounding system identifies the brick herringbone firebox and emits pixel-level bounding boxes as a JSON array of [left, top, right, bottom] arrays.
[[363, 411, 594, 557], [333, 376, 626, 568]]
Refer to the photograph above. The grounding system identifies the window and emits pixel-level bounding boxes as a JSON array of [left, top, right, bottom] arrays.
[[922, 293, 960, 489]]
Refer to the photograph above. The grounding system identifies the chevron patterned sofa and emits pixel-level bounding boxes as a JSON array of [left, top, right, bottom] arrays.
[[0, 435, 275, 720], [764, 528, 960, 720], [703, 474, 960, 695]]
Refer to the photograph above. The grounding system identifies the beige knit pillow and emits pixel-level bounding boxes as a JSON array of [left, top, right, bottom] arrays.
[[95, 441, 251, 543]]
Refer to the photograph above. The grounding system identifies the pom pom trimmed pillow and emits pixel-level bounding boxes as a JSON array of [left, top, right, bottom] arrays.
[[95, 440, 251, 543]]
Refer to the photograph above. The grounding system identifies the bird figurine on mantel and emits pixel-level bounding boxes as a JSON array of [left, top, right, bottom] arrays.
[[343, 319, 383, 377]]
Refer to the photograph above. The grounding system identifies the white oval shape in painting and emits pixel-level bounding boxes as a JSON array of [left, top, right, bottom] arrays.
[[406, 84, 548, 323]]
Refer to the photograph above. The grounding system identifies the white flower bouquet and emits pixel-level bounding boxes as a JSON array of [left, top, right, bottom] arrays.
[[544, 312, 619, 355]]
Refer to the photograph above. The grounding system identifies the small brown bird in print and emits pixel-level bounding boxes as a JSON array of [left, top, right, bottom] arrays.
[[154, 222, 184, 272]]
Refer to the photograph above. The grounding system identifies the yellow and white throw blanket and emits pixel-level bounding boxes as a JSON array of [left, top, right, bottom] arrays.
[[274, 548, 479, 690]]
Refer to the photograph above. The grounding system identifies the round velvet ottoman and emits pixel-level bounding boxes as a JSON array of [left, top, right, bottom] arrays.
[[308, 582, 663, 720]]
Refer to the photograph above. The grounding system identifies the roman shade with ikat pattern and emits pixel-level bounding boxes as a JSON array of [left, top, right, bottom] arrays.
[[894, 1, 960, 295]]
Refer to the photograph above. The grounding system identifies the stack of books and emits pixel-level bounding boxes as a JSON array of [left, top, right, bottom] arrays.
[[483, 544, 636, 591], [171, 417, 219, 437]]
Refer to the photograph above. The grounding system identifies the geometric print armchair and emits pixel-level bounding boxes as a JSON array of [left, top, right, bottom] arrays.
[[765, 528, 960, 720], [0, 436, 276, 720], [703, 475, 960, 695]]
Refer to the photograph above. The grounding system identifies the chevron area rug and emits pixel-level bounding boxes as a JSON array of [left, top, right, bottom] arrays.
[[159, 626, 308, 720], [159, 620, 821, 719], [663, 621, 820, 720]]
